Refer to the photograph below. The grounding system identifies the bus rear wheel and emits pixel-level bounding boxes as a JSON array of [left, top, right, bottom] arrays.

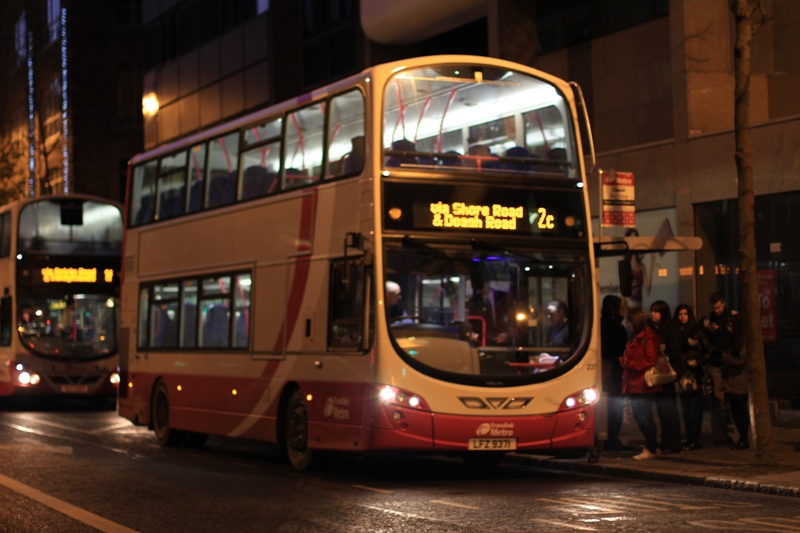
[[285, 389, 315, 470], [151, 380, 185, 446]]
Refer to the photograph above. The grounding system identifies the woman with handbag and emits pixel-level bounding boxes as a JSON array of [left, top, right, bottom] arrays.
[[674, 304, 709, 451], [649, 300, 684, 455], [620, 309, 662, 460]]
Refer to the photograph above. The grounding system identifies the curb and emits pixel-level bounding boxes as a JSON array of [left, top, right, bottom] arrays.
[[506, 453, 800, 498]]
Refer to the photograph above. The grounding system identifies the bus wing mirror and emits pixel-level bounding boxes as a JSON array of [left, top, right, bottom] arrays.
[[618, 260, 633, 298]]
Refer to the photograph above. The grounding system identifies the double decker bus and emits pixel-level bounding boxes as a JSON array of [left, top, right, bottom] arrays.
[[119, 55, 599, 468], [0, 195, 122, 398]]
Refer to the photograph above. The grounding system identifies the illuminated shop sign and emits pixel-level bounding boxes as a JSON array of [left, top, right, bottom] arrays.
[[41, 267, 115, 284]]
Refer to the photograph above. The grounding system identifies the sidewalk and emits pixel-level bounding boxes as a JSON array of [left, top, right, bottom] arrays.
[[508, 412, 800, 498]]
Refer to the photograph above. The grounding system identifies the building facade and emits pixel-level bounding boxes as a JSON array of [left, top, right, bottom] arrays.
[[139, 0, 799, 406], [0, 0, 143, 203]]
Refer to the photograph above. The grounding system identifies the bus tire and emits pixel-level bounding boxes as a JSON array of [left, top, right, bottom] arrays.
[[151, 380, 185, 446], [284, 388, 315, 470]]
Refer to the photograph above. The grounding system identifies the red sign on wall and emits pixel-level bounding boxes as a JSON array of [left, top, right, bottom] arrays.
[[757, 270, 776, 343]]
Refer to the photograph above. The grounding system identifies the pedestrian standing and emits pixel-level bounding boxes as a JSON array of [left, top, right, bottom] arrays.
[[649, 300, 683, 454], [703, 292, 749, 450], [601, 295, 629, 451], [620, 309, 662, 460], [674, 304, 708, 450], [702, 292, 739, 446]]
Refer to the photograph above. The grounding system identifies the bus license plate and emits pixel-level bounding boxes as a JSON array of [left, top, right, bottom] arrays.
[[60, 385, 89, 394], [468, 438, 517, 451]]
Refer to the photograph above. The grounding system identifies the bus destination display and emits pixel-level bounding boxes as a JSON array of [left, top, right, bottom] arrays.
[[384, 182, 585, 239]]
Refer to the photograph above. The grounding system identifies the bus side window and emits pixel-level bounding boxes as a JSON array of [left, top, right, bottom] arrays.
[[131, 160, 157, 226], [327, 90, 365, 179], [206, 132, 240, 209], [284, 103, 324, 190], [0, 294, 11, 347]]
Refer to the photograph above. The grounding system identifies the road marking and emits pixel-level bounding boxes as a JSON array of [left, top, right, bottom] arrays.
[[531, 519, 597, 530], [0, 443, 73, 455], [650, 494, 761, 508], [11, 416, 97, 435], [537, 497, 621, 513], [617, 495, 715, 510], [361, 506, 423, 518], [0, 472, 140, 533], [741, 518, 800, 530], [689, 518, 800, 531], [3, 423, 131, 456], [93, 421, 135, 433], [429, 499, 482, 510], [352, 484, 392, 494]]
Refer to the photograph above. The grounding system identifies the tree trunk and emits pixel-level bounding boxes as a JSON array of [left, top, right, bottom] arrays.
[[731, 0, 774, 464]]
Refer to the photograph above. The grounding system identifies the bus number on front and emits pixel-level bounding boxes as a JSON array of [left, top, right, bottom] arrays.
[[537, 207, 555, 229]]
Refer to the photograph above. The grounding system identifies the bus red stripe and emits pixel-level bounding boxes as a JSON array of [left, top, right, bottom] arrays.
[[264, 193, 317, 378]]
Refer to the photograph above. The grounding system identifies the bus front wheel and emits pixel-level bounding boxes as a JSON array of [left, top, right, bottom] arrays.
[[151, 380, 185, 446], [284, 389, 315, 470]]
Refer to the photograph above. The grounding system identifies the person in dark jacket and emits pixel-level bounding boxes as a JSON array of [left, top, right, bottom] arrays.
[[674, 304, 709, 450], [703, 292, 749, 450], [601, 295, 629, 451], [621, 309, 662, 460], [649, 300, 683, 454]]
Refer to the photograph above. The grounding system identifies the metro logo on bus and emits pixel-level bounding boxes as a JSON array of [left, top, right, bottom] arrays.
[[476, 422, 515, 437], [323, 396, 351, 420], [430, 202, 524, 231]]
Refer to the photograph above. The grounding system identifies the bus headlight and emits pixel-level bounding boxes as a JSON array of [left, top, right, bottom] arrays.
[[18, 372, 31, 385], [559, 387, 599, 411], [377, 385, 429, 411], [109, 372, 121, 386]]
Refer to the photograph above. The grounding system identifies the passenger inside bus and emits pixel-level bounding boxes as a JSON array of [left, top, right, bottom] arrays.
[[463, 144, 499, 170], [386, 281, 413, 324], [241, 166, 277, 199], [343, 135, 365, 175], [502, 146, 533, 171], [467, 274, 513, 347], [385, 139, 418, 167]]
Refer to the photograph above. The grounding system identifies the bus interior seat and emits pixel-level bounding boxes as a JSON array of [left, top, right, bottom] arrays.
[[241, 166, 275, 199], [152, 307, 176, 347], [158, 189, 184, 220], [187, 181, 203, 212], [234, 313, 248, 347], [202, 304, 229, 347], [182, 303, 197, 346], [208, 172, 237, 208], [135, 195, 155, 225]]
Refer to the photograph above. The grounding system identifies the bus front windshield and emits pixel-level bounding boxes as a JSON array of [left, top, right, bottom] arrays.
[[18, 293, 118, 358], [384, 243, 590, 383]]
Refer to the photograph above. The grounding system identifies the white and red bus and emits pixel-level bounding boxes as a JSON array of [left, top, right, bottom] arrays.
[[119, 55, 599, 468], [0, 195, 122, 398]]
